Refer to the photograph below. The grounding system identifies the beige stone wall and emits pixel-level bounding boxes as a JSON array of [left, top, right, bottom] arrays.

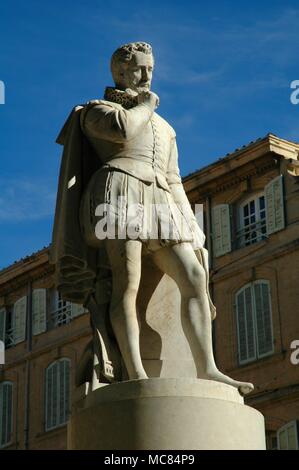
[[1, 267, 93, 450], [204, 153, 299, 439], [2, 321, 92, 450]]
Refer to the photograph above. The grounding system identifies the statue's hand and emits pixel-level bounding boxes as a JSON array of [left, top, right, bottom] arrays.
[[138, 91, 160, 109]]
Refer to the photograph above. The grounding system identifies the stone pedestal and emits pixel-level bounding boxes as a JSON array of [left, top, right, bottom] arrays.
[[68, 378, 266, 450]]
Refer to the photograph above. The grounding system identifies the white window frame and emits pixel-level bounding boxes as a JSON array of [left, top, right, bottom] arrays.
[[51, 291, 72, 326], [277, 420, 299, 450], [0, 381, 13, 448], [236, 280, 274, 365], [45, 358, 71, 431], [237, 192, 267, 248], [51, 291, 85, 327], [4, 310, 14, 349]]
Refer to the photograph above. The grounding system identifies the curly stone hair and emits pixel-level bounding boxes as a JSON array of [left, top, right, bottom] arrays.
[[111, 42, 154, 86]]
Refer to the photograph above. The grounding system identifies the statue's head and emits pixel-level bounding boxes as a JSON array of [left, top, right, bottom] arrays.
[[111, 42, 154, 94]]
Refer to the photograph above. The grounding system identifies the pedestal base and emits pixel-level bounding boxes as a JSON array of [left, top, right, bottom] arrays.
[[68, 378, 266, 450]]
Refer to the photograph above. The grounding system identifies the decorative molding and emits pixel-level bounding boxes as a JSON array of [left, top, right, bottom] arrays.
[[187, 158, 278, 202]]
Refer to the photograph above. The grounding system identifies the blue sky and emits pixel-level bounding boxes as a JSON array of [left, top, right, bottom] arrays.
[[1, 0, 299, 269]]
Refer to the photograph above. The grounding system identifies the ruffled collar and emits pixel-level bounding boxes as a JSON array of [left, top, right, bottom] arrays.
[[104, 87, 138, 109]]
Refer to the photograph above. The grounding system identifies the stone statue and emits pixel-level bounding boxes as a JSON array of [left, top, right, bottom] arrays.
[[51, 42, 253, 395]]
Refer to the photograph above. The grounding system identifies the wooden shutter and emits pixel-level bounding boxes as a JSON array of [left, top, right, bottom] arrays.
[[0, 382, 13, 447], [265, 175, 285, 235], [253, 281, 273, 357], [277, 421, 299, 450], [46, 362, 58, 430], [236, 286, 256, 364], [71, 303, 85, 318], [0, 308, 6, 343], [32, 289, 47, 335], [13, 297, 27, 344], [45, 359, 70, 431], [59, 360, 70, 424], [212, 204, 231, 257]]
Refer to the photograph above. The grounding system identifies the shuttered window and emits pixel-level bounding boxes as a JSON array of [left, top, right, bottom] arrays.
[[51, 291, 72, 326], [0, 308, 6, 344], [212, 204, 232, 257], [277, 421, 299, 450], [32, 289, 47, 335], [45, 359, 70, 431], [51, 291, 85, 326], [71, 303, 85, 318], [265, 175, 285, 235], [0, 382, 13, 448], [236, 281, 273, 365], [12, 296, 27, 344], [237, 194, 267, 248]]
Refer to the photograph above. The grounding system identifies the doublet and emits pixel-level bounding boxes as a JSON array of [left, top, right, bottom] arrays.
[[80, 98, 180, 192], [79, 89, 205, 249]]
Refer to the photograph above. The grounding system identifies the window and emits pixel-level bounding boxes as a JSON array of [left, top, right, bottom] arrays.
[[235, 280, 274, 365], [0, 308, 6, 346], [0, 382, 13, 448], [0, 298, 27, 349], [51, 291, 72, 326], [50, 291, 85, 327], [0, 308, 15, 349], [237, 194, 267, 248], [212, 204, 232, 257], [212, 175, 285, 257], [277, 421, 299, 450], [12, 296, 27, 345], [32, 288, 47, 335], [266, 432, 278, 450], [4, 310, 14, 349], [45, 358, 70, 431]]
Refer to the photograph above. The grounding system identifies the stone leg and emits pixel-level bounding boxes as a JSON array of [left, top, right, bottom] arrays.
[[105, 239, 148, 380], [151, 242, 253, 395]]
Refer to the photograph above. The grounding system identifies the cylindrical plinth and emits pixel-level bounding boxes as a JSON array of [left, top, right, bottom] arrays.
[[68, 378, 266, 450]]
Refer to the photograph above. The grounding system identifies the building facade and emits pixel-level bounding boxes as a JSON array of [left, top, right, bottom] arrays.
[[1, 133, 299, 450], [185, 133, 299, 450], [0, 249, 92, 449]]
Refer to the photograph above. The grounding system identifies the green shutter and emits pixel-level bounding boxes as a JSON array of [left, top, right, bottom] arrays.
[[236, 286, 256, 364], [45, 359, 70, 430], [278, 421, 299, 450], [212, 204, 231, 257], [254, 282, 274, 357], [46, 362, 58, 430], [32, 289, 47, 335], [13, 297, 27, 344], [0, 382, 13, 448], [71, 303, 85, 318], [59, 360, 70, 424], [265, 175, 285, 235]]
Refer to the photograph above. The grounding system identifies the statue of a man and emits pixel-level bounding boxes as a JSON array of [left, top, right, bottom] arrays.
[[51, 42, 253, 394]]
